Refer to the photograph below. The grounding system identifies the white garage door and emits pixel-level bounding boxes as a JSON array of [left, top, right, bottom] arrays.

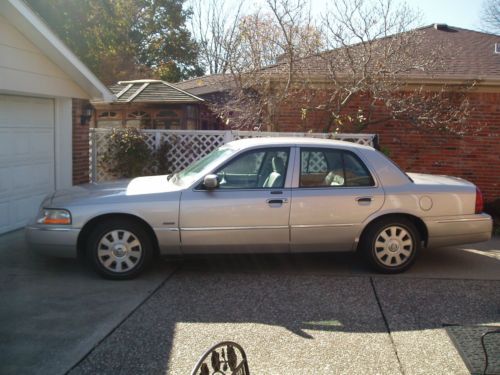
[[0, 95, 55, 234]]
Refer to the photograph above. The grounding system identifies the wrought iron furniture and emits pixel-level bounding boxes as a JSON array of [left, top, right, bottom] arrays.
[[190, 341, 250, 375], [481, 329, 500, 375]]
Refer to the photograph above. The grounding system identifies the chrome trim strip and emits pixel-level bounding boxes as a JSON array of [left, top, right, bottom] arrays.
[[153, 227, 179, 232], [291, 224, 355, 229], [181, 226, 288, 231], [436, 218, 492, 224], [25, 226, 79, 232]]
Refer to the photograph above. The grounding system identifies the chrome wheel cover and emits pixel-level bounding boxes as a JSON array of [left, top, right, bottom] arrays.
[[374, 225, 413, 267], [97, 230, 143, 273]]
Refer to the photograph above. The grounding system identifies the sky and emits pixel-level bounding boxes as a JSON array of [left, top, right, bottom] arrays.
[[198, 0, 486, 32], [397, 0, 483, 31], [305, 0, 484, 31]]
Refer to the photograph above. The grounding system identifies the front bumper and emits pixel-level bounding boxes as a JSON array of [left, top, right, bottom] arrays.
[[25, 225, 80, 258], [425, 213, 493, 248]]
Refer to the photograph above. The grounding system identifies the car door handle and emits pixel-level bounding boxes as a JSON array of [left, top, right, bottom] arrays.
[[267, 198, 288, 204], [356, 197, 372, 203]]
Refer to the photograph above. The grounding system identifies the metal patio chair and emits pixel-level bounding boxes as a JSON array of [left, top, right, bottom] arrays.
[[481, 329, 500, 375], [191, 341, 250, 375]]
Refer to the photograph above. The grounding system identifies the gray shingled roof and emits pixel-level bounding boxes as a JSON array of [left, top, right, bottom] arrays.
[[107, 80, 204, 103], [174, 25, 500, 96], [173, 74, 233, 96]]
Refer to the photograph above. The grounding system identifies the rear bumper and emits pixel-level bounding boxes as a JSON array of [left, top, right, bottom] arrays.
[[25, 226, 79, 258], [425, 213, 493, 248]]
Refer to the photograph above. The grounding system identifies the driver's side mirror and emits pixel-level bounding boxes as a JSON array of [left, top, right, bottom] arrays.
[[203, 174, 219, 189]]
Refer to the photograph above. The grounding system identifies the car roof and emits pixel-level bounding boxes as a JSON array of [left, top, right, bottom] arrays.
[[225, 136, 375, 151]]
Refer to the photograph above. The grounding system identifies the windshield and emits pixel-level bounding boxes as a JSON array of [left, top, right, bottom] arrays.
[[170, 146, 237, 186]]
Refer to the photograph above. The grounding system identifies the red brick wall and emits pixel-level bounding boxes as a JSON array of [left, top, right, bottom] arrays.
[[72, 98, 91, 185], [274, 91, 500, 202]]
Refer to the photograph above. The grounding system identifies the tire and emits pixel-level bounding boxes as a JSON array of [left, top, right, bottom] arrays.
[[360, 217, 420, 273], [87, 218, 153, 280]]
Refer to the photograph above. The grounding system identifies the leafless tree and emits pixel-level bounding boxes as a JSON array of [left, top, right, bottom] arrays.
[[480, 0, 500, 35], [307, 0, 473, 134], [210, 0, 324, 130], [202, 0, 473, 134], [188, 0, 244, 74]]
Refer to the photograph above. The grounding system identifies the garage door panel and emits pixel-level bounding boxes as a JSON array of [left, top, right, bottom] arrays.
[[0, 129, 53, 162], [0, 95, 53, 128], [0, 161, 53, 198], [0, 95, 55, 234], [12, 163, 52, 190]]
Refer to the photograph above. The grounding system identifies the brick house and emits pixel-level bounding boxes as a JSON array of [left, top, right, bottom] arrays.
[[175, 25, 500, 203], [91, 79, 222, 130]]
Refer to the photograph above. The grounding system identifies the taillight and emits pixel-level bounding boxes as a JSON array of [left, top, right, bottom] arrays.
[[475, 187, 484, 214]]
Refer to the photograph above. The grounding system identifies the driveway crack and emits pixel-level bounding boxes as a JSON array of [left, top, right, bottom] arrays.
[[370, 277, 405, 375]]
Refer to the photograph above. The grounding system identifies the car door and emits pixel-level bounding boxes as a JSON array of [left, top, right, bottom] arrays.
[[290, 146, 384, 252], [179, 146, 295, 254]]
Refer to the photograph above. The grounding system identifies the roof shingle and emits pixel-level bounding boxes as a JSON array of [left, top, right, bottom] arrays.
[[107, 80, 203, 103], [174, 25, 500, 95]]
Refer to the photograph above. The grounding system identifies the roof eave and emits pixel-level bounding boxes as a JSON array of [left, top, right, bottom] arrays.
[[3, 0, 115, 101]]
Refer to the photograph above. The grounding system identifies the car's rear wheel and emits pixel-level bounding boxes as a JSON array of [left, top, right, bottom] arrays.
[[87, 218, 153, 279], [361, 218, 420, 273]]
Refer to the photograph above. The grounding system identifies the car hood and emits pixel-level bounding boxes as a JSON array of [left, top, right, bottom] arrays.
[[49, 175, 183, 207]]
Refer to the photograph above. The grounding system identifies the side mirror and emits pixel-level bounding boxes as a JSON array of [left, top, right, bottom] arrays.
[[203, 174, 219, 189]]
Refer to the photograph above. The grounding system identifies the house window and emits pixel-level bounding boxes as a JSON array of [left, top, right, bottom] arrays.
[[127, 111, 151, 128], [155, 109, 180, 129], [186, 105, 198, 130], [97, 111, 120, 128], [98, 111, 118, 119]]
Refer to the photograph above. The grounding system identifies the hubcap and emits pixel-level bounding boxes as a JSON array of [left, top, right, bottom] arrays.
[[97, 230, 142, 273], [374, 225, 413, 267]]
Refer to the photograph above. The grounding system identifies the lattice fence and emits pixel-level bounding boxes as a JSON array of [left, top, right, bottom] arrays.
[[90, 129, 377, 182]]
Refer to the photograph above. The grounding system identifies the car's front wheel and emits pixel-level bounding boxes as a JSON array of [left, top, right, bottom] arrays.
[[87, 218, 153, 279], [361, 218, 420, 273]]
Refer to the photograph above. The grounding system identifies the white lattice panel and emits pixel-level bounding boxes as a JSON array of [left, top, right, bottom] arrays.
[[90, 129, 376, 182]]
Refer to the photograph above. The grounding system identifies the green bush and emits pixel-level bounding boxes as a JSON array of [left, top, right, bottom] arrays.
[[101, 128, 152, 178]]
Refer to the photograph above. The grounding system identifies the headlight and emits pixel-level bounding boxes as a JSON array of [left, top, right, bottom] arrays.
[[37, 209, 72, 225]]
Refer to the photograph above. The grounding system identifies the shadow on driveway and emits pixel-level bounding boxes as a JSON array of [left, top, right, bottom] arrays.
[[1, 229, 498, 375], [0, 230, 178, 375], [70, 245, 500, 375]]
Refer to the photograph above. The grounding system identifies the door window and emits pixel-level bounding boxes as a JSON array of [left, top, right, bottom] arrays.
[[216, 148, 289, 189], [300, 148, 374, 187]]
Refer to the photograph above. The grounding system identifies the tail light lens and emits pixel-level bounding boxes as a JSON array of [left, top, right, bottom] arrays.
[[475, 187, 484, 214]]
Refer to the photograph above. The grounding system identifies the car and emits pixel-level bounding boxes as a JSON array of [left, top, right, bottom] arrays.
[[26, 137, 493, 279]]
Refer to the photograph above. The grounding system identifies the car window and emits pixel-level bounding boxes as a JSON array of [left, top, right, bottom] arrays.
[[300, 148, 344, 187], [300, 148, 374, 188], [301, 151, 328, 174], [216, 148, 289, 189], [343, 152, 374, 187]]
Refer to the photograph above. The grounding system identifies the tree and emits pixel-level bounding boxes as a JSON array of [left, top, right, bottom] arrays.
[[189, 0, 244, 75], [208, 0, 324, 130], [205, 0, 472, 134], [311, 0, 472, 134], [25, 0, 202, 83], [481, 0, 500, 34]]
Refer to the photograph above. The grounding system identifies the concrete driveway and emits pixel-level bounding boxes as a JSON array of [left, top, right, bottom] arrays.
[[0, 230, 499, 375]]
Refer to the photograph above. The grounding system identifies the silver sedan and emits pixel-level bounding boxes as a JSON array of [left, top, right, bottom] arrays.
[[26, 137, 493, 279]]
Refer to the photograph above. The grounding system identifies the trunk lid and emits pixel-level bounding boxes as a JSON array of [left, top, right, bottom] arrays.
[[407, 173, 475, 188]]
